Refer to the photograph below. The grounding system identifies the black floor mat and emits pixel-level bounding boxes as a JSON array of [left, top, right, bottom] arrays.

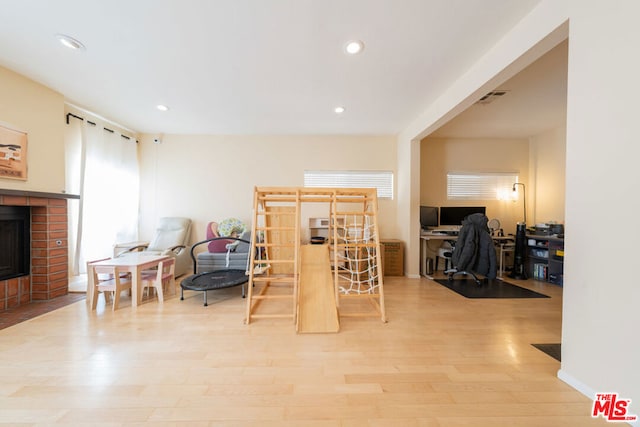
[[532, 343, 561, 361], [434, 278, 550, 299]]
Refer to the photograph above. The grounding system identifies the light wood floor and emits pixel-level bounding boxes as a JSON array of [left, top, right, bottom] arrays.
[[0, 274, 608, 426]]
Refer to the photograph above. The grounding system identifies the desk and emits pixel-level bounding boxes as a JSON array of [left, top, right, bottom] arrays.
[[420, 233, 514, 278], [87, 253, 170, 310], [494, 239, 515, 277], [420, 233, 457, 277]]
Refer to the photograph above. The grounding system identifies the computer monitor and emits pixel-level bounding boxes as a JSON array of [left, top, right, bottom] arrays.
[[420, 206, 438, 230], [439, 206, 486, 226]]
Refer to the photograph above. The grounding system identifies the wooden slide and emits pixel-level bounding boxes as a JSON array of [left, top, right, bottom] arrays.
[[297, 244, 340, 333]]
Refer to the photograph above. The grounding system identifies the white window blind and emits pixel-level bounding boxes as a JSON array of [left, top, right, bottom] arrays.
[[304, 170, 394, 199], [447, 172, 518, 200]]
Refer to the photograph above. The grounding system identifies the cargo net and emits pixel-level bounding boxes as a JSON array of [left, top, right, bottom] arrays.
[[333, 215, 381, 295]]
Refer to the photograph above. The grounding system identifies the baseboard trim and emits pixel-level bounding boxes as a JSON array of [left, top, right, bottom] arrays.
[[558, 369, 638, 426], [557, 369, 596, 399]]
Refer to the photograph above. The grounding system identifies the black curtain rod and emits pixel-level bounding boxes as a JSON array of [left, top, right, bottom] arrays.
[[65, 112, 138, 143]]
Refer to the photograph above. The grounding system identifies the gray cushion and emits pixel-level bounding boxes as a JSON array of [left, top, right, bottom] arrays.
[[196, 252, 249, 273], [195, 231, 252, 273], [233, 231, 251, 253]]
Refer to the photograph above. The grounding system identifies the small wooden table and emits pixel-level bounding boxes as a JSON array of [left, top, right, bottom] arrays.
[[87, 253, 170, 310]]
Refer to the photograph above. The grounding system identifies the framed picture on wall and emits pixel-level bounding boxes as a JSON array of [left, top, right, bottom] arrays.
[[0, 122, 28, 180]]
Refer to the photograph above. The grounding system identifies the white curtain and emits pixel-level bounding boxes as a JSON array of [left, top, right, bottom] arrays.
[[66, 118, 139, 275]]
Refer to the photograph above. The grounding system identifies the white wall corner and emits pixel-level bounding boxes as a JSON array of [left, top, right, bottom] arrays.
[[395, 135, 421, 276], [558, 369, 639, 427]]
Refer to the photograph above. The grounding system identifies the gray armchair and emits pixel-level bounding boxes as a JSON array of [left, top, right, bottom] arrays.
[[117, 217, 192, 277]]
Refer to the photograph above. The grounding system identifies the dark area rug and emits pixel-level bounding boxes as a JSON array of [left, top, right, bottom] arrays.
[[434, 278, 550, 299], [532, 343, 561, 361]]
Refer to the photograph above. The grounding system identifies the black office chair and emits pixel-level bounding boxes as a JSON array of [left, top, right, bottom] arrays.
[[445, 213, 497, 285]]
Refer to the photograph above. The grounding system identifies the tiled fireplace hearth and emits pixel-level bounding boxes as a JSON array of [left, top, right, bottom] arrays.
[[0, 189, 78, 312]]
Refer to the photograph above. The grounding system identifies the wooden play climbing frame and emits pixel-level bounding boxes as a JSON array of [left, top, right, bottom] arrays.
[[245, 186, 387, 331]]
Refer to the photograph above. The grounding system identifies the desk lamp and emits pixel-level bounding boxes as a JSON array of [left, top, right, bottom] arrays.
[[512, 183, 526, 224]]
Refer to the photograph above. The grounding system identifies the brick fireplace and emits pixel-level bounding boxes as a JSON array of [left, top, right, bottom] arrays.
[[0, 190, 77, 311]]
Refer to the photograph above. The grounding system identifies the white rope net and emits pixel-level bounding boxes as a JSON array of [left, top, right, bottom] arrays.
[[333, 214, 382, 295]]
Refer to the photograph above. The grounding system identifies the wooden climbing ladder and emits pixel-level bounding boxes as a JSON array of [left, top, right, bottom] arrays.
[[245, 187, 386, 328], [245, 187, 301, 324]]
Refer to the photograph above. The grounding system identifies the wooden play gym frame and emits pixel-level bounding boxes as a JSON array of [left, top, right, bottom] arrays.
[[245, 187, 387, 332]]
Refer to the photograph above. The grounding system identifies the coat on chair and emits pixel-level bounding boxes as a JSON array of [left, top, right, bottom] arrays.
[[451, 213, 497, 279]]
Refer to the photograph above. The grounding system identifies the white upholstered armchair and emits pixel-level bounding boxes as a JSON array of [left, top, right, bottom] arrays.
[[116, 217, 192, 277]]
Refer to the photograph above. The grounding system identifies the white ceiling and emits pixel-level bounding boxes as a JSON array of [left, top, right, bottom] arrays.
[[0, 0, 549, 136], [430, 39, 567, 139]]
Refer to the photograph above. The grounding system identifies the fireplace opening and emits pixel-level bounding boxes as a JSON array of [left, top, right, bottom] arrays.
[[0, 205, 30, 281]]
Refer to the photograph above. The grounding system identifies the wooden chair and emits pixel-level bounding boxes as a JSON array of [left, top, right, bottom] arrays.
[[141, 258, 176, 303], [88, 260, 132, 311]]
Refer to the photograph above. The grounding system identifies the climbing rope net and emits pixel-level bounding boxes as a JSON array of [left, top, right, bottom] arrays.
[[332, 214, 382, 295]]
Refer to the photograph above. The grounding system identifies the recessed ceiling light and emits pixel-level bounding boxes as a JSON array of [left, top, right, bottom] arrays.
[[344, 40, 364, 55], [334, 106, 345, 114], [56, 34, 85, 50], [156, 104, 169, 112]]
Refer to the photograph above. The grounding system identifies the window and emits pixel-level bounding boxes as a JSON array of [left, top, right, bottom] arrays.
[[447, 172, 518, 200], [65, 113, 139, 276], [304, 170, 394, 199]]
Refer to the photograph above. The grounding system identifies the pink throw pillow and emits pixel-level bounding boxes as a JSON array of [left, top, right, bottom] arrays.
[[206, 221, 232, 252]]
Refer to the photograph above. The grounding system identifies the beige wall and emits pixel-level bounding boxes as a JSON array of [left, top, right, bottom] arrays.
[[529, 126, 566, 224], [420, 137, 530, 234], [138, 134, 398, 245], [0, 66, 65, 193]]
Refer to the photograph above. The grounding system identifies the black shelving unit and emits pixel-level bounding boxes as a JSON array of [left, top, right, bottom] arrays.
[[525, 234, 564, 285]]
